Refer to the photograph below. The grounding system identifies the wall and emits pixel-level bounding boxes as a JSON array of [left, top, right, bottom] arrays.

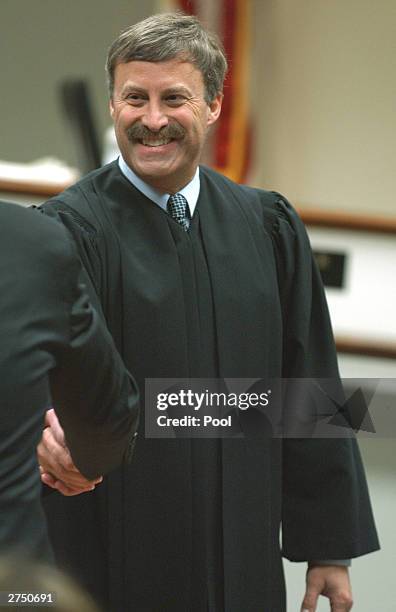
[[0, 0, 154, 166], [252, 0, 396, 217], [2, 1, 396, 217]]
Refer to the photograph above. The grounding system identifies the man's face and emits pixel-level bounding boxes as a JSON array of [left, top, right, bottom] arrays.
[[110, 58, 222, 193]]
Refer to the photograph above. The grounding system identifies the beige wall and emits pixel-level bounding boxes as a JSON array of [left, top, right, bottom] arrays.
[[251, 0, 396, 217], [0, 0, 154, 166]]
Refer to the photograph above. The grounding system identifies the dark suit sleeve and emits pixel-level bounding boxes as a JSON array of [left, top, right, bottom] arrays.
[[270, 196, 380, 560], [48, 234, 139, 480]]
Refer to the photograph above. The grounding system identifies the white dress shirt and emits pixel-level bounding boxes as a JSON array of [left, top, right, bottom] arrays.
[[118, 155, 199, 223]]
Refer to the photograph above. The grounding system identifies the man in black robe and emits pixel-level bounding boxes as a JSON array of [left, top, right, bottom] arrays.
[[38, 12, 379, 612]]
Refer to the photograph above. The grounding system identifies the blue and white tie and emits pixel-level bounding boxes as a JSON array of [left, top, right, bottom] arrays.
[[167, 193, 189, 231]]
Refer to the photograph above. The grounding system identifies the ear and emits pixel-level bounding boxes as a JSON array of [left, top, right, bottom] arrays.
[[207, 93, 223, 127], [109, 98, 115, 119]]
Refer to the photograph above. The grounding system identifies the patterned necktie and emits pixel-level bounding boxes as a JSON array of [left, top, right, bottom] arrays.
[[167, 193, 189, 231]]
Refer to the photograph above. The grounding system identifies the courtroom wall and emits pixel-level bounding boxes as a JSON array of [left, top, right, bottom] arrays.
[[0, 0, 154, 166], [251, 0, 396, 217], [1, 0, 395, 219]]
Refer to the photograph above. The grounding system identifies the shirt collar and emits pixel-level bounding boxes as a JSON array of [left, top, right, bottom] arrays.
[[118, 155, 200, 217]]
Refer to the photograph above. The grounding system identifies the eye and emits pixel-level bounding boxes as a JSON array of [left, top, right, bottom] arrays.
[[125, 93, 146, 106], [165, 94, 186, 107]]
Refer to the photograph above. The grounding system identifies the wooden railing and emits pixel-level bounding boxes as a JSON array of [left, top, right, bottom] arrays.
[[0, 177, 71, 198], [298, 207, 396, 235]]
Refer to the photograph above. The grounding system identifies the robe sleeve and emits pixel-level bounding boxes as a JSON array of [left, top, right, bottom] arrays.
[[270, 195, 380, 560]]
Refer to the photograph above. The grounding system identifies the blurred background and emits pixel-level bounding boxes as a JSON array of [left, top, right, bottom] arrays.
[[1, 1, 395, 610], [1, 0, 396, 216]]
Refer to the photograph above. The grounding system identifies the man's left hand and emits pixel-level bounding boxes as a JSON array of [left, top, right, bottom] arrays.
[[300, 565, 353, 611]]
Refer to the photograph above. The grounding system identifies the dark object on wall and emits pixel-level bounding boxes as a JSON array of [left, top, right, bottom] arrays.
[[59, 79, 102, 174], [313, 250, 347, 289]]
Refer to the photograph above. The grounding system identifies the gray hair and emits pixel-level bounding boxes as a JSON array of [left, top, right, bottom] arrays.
[[106, 12, 228, 103]]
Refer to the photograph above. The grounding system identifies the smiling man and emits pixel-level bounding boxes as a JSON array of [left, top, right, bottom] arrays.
[[110, 59, 221, 193], [39, 12, 379, 612]]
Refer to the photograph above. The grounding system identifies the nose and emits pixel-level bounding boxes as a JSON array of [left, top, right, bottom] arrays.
[[141, 100, 169, 132]]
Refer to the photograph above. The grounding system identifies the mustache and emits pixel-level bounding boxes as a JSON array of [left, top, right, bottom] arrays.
[[126, 123, 186, 141]]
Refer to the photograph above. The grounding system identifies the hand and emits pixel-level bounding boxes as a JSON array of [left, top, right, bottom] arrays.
[[37, 408, 103, 496], [301, 565, 353, 611]]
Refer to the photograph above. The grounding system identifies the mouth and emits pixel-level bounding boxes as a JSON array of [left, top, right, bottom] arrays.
[[139, 137, 174, 147], [127, 123, 185, 148]]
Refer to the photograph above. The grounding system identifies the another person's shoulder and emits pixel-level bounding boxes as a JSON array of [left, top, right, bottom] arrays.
[[0, 199, 72, 253], [0, 200, 80, 303], [0, 202, 78, 278]]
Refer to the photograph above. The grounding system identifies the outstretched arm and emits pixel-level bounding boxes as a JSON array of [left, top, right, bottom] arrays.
[[36, 226, 139, 490], [48, 272, 139, 480]]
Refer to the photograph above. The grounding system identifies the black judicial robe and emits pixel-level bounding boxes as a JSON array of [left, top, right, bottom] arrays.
[[40, 162, 379, 612]]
